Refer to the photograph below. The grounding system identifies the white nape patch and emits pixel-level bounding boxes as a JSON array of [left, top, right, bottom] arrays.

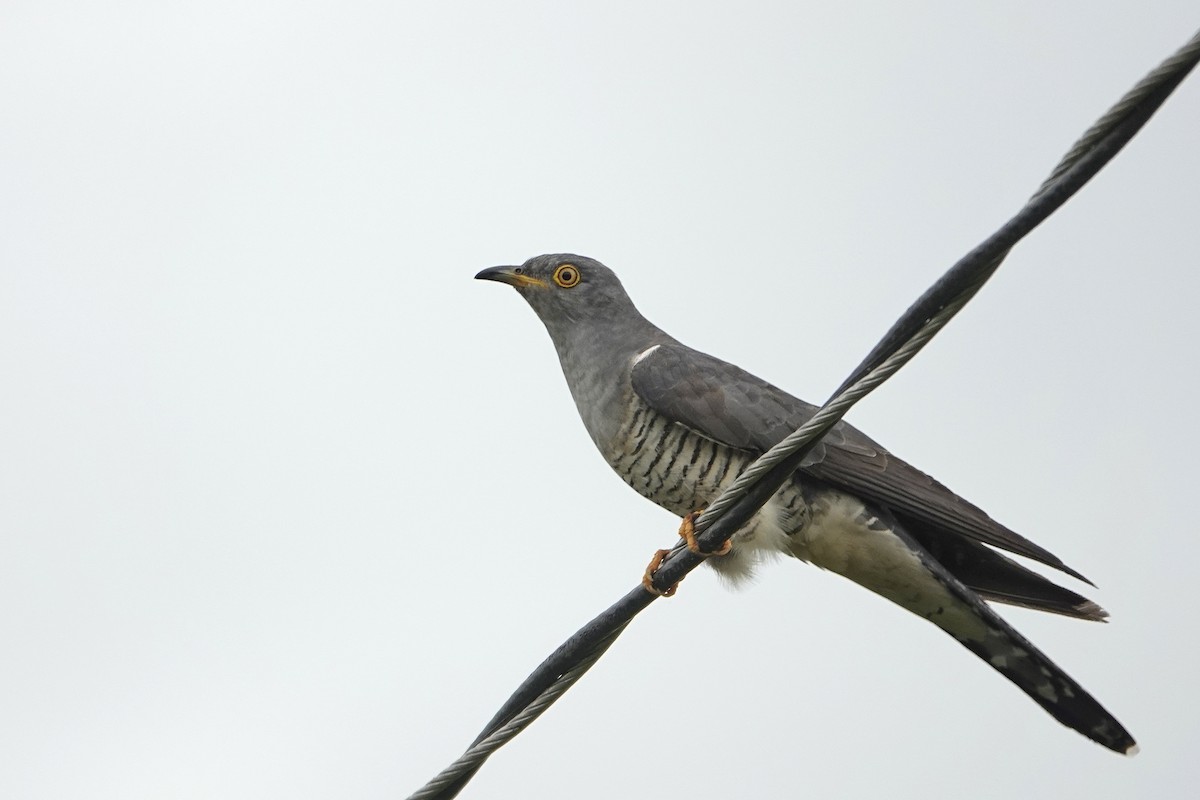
[[632, 344, 661, 366]]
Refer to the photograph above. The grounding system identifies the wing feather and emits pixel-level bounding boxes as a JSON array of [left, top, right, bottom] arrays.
[[629, 343, 1089, 582]]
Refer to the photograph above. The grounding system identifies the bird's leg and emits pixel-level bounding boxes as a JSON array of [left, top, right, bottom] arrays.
[[642, 509, 731, 597], [642, 549, 679, 597], [678, 509, 732, 556]]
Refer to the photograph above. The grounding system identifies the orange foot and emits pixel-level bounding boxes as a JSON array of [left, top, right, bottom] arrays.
[[642, 509, 732, 598], [642, 548, 679, 597], [678, 508, 732, 556]]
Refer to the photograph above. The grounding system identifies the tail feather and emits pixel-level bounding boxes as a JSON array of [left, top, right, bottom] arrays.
[[892, 525, 1137, 754], [798, 494, 1136, 754], [975, 589, 1109, 622], [904, 517, 1108, 621]]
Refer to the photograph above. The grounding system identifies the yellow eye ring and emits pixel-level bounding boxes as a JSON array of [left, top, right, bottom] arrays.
[[553, 264, 581, 288]]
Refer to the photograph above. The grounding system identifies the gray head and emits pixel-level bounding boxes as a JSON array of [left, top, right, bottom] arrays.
[[476, 252, 674, 383], [476, 253, 673, 449], [474, 254, 641, 330]]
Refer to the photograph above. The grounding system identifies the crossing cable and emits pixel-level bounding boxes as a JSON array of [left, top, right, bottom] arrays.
[[409, 27, 1200, 800]]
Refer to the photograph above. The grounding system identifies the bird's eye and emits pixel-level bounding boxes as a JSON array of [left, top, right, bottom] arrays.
[[553, 264, 581, 288], [514, 267, 523, 274]]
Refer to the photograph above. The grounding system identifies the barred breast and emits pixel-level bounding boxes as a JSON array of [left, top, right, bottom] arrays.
[[603, 392, 814, 581]]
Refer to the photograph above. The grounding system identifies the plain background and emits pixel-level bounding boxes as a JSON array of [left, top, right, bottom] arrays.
[[2, 2, 1199, 798]]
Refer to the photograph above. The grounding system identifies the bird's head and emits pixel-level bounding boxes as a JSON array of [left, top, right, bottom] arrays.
[[475, 254, 638, 329]]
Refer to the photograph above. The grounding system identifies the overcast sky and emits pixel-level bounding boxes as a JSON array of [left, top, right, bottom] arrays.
[[2, 3, 1199, 799]]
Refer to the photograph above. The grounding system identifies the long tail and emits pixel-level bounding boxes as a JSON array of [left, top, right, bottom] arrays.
[[799, 498, 1137, 754]]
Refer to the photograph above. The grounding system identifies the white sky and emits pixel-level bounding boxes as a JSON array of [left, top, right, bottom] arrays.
[[2, 3, 1199, 799]]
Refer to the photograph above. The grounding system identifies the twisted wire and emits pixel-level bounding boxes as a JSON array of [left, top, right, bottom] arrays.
[[408, 623, 629, 800], [1039, 31, 1200, 196], [697, 293, 971, 534]]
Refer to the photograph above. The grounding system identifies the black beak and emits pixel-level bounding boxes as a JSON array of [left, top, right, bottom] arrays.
[[474, 266, 547, 288]]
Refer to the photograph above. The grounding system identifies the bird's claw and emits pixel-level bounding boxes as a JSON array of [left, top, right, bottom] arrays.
[[642, 509, 731, 597], [642, 548, 679, 597], [679, 509, 731, 556]]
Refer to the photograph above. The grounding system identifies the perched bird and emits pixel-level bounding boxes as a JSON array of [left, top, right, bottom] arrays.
[[475, 253, 1136, 755]]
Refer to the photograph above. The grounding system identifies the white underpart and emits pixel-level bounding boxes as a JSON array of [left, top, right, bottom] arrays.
[[784, 492, 990, 643], [723, 496, 794, 570]]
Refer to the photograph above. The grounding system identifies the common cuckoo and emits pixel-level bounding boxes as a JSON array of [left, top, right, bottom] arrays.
[[476, 253, 1136, 755]]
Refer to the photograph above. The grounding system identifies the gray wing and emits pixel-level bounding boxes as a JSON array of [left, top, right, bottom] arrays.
[[629, 343, 1090, 583]]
